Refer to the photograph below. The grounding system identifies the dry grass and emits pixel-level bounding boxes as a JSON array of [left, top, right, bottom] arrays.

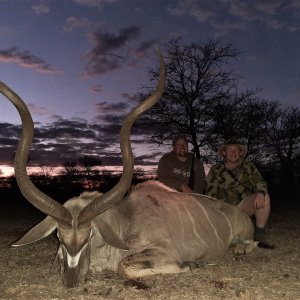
[[0, 204, 299, 300]]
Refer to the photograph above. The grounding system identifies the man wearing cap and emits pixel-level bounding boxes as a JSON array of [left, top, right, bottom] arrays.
[[157, 134, 206, 194], [206, 139, 273, 248]]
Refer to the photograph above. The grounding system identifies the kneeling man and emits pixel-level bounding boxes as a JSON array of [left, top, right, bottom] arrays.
[[206, 139, 273, 248]]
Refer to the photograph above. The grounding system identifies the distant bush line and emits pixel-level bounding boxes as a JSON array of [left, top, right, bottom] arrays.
[[0, 166, 299, 209]]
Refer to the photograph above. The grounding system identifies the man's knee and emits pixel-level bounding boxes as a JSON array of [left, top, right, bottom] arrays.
[[265, 193, 270, 202], [263, 193, 271, 208], [238, 194, 256, 215]]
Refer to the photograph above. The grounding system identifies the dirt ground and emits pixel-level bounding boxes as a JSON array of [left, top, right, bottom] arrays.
[[0, 203, 299, 300]]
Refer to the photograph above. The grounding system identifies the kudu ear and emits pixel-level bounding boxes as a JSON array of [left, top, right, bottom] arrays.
[[11, 216, 57, 247], [92, 218, 129, 250], [50, 246, 62, 273]]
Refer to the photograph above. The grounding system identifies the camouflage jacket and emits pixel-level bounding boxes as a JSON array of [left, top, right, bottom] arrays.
[[206, 160, 268, 205]]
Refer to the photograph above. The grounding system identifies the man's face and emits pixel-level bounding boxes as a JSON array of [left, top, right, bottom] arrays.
[[223, 145, 242, 163], [173, 138, 188, 158]]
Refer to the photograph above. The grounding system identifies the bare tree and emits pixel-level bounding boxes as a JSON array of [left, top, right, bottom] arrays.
[[62, 161, 80, 180], [78, 155, 103, 189], [140, 38, 256, 163], [259, 101, 300, 186], [209, 94, 262, 160], [132, 167, 146, 184], [38, 163, 55, 185], [78, 155, 102, 174]]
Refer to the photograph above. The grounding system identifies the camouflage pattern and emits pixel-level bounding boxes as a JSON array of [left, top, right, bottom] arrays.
[[206, 160, 268, 205]]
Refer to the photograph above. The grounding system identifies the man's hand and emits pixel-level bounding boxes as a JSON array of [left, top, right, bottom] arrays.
[[254, 193, 266, 209], [181, 184, 193, 193]]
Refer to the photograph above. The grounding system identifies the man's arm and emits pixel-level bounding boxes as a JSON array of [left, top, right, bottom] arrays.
[[248, 162, 268, 195], [205, 165, 221, 198]]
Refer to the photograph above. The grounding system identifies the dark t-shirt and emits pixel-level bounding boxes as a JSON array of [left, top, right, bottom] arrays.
[[157, 151, 206, 194]]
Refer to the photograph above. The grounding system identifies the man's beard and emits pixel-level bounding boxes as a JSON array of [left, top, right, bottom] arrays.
[[177, 151, 187, 158]]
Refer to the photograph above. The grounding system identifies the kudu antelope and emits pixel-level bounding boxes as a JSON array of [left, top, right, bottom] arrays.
[[1, 52, 254, 288]]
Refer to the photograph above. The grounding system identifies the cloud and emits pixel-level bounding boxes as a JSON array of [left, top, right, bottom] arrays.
[[227, 1, 300, 32], [287, 25, 300, 32], [0, 47, 61, 74], [84, 26, 141, 75], [290, 0, 300, 8], [32, 118, 91, 140], [90, 84, 103, 93], [93, 117, 122, 137], [168, 0, 215, 22], [31, 4, 50, 15], [266, 19, 284, 30], [133, 151, 163, 166], [121, 92, 141, 104], [0, 122, 21, 164], [0, 110, 158, 167], [72, 0, 116, 8], [95, 101, 129, 113], [62, 16, 90, 32], [27, 103, 52, 117], [0, 122, 21, 140], [133, 40, 158, 58], [254, 1, 282, 15], [23, 117, 108, 165], [167, 0, 299, 35], [228, 1, 274, 22], [210, 19, 247, 36]]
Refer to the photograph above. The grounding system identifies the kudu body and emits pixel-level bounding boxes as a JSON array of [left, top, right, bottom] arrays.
[[1, 52, 254, 288]]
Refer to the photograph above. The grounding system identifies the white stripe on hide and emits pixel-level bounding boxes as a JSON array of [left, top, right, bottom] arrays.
[[194, 199, 225, 248]]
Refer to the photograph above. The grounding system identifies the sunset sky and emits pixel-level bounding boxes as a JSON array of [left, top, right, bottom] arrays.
[[1, 0, 300, 176]]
